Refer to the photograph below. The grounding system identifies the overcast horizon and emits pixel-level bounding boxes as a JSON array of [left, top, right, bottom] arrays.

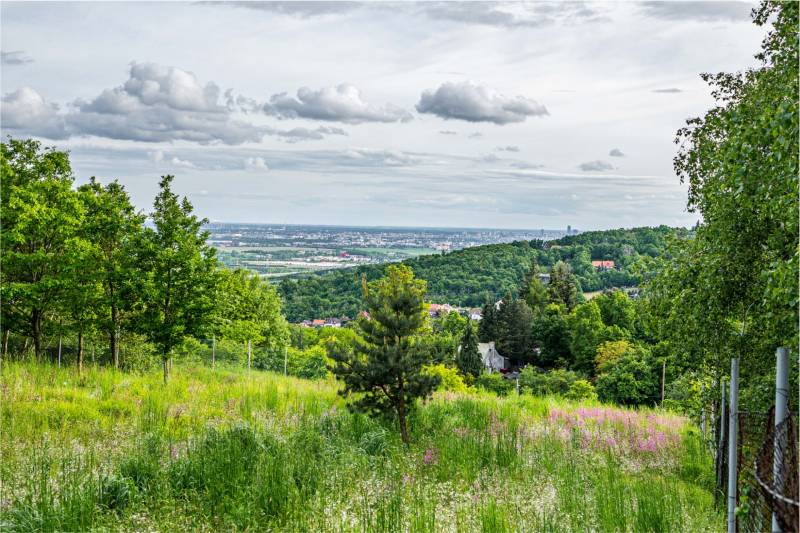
[[1, 1, 766, 230]]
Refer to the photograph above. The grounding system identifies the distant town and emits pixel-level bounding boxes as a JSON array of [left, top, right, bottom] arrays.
[[208, 223, 578, 279]]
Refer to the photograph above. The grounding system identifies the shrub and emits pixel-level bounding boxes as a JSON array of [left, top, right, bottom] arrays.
[[595, 351, 657, 406], [475, 372, 512, 396], [566, 379, 597, 401], [519, 367, 580, 397], [423, 364, 469, 393]]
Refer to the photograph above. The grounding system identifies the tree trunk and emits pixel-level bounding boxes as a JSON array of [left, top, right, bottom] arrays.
[[2, 329, 9, 360], [398, 404, 410, 445], [110, 304, 119, 369], [163, 353, 170, 384], [31, 309, 43, 361], [77, 329, 84, 375]]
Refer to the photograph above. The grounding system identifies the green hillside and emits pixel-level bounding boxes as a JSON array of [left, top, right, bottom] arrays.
[[278, 226, 687, 322]]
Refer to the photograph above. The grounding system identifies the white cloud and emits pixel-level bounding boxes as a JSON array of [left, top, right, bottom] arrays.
[[244, 156, 269, 171], [1, 87, 68, 139], [264, 84, 412, 124], [69, 62, 264, 144], [416, 81, 548, 124]]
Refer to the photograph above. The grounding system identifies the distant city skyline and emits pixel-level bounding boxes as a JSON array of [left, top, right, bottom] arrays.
[[1, 1, 765, 230]]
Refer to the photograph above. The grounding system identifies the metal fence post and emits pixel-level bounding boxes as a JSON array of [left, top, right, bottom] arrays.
[[772, 347, 789, 533], [212, 335, 216, 368], [247, 339, 251, 372], [701, 381, 707, 442], [58, 336, 62, 368], [727, 357, 740, 533]]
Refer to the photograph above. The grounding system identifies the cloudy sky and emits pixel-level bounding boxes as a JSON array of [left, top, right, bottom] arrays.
[[1, 1, 765, 230]]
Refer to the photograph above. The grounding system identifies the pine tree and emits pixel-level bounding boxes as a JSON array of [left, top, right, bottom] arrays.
[[456, 321, 483, 380], [329, 265, 439, 445], [520, 261, 548, 316]]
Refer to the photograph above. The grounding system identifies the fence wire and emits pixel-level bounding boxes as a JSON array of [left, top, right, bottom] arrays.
[[753, 413, 799, 533]]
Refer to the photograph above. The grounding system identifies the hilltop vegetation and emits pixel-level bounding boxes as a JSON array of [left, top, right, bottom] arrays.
[[278, 226, 682, 322]]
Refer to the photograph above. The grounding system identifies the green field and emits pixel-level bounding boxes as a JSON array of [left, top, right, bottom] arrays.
[[1, 361, 721, 532]]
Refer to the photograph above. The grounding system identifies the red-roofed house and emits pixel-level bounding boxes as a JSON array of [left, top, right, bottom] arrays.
[[591, 260, 615, 270]]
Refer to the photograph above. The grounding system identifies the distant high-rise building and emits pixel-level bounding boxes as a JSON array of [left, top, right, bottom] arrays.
[[567, 225, 572, 234]]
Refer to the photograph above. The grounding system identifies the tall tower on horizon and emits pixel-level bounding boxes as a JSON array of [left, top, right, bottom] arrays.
[[567, 225, 572, 235]]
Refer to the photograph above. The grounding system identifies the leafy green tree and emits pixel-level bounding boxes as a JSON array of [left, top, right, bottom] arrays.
[[547, 261, 578, 311], [213, 268, 289, 352], [78, 178, 145, 368], [60, 238, 103, 373], [566, 300, 628, 375], [0, 138, 83, 359], [136, 176, 217, 383], [456, 321, 483, 380], [648, 0, 798, 410], [520, 261, 548, 316], [595, 344, 657, 406], [594, 290, 636, 333], [328, 265, 439, 445]]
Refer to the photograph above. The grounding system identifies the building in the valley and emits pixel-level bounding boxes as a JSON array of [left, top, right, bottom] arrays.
[[469, 308, 483, 321], [591, 260, 615, 270], [428, 303, 454, 318], [478, 342, 508, 373]]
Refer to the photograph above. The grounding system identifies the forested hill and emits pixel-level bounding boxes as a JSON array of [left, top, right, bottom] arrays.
[[278, 226, 687, 322]]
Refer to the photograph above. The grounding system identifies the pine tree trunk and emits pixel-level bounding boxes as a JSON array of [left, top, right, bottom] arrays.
[[77, 329, 84, 375]]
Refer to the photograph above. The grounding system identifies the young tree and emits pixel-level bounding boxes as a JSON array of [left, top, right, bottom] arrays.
[[520, 261, 548, 316], [566, 300, 628, 375], [478, 298, 503, 342], [329, 265, 439, 445], [456, 321, 483, 380], [547, 261, 579, 311], [136, 176, 217, 383], [0, 138, 83, 359], [78, 178, 145, 368], [61, 238, 103, 373], [531, 303, 572, 368]]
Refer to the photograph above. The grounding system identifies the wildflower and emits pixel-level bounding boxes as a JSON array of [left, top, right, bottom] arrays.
[[423, 448, 438, 466]]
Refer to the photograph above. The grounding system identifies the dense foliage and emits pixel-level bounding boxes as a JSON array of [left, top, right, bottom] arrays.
[[279, 226, 682, 322], [645, 0, 799, 411], [0, 139, 289, 378]]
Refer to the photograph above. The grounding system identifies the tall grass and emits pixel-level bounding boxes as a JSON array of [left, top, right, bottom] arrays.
[[1, 361, 722, 531]]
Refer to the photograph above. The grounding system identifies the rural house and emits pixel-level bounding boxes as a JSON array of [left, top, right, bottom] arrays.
[[478, 342, 508, 373]]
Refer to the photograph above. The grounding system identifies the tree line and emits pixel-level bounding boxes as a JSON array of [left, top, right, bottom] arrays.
[[278, 226, 682, 322], [1, 138, 289, 382]]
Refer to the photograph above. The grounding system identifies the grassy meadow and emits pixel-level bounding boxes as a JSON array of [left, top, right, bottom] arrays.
[[1, 362, 721, 532]]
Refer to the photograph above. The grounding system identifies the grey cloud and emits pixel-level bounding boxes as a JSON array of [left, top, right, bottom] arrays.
[[468, 132, 483, 139], [609, 148, 625, 157], [509, 161, 543, 170], [271, 126, 348, 143], [418, 1, 602, 29], [416, 82, 548, 124], [211, 1, 361, 18], [497, 145, 520, 152], [439, 130, 458, 135], [69, 62, 264, 144], [1, 50, 33, 65], [264, 84, 412, 124], [652, 88, 682, 93], [340, 148, 418, 167], [579, 160, 614, 172], [1, 87, 68, 139], [639, 1, 753, 22]]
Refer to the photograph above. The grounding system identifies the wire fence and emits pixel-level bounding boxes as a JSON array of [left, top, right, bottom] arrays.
[[712, 403, 799, 532]]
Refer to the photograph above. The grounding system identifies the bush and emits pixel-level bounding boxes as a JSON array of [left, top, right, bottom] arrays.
[[118, 334, 159, 373], [566, 379, 597, 401], [519, 367, 582, 397], [423, 364, 469, 393], [475, 372, 512, 396], [595, 351, 657, 406]]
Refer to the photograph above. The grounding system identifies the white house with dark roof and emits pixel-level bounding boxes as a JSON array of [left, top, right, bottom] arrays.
[[478, 342, 508, 373]]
